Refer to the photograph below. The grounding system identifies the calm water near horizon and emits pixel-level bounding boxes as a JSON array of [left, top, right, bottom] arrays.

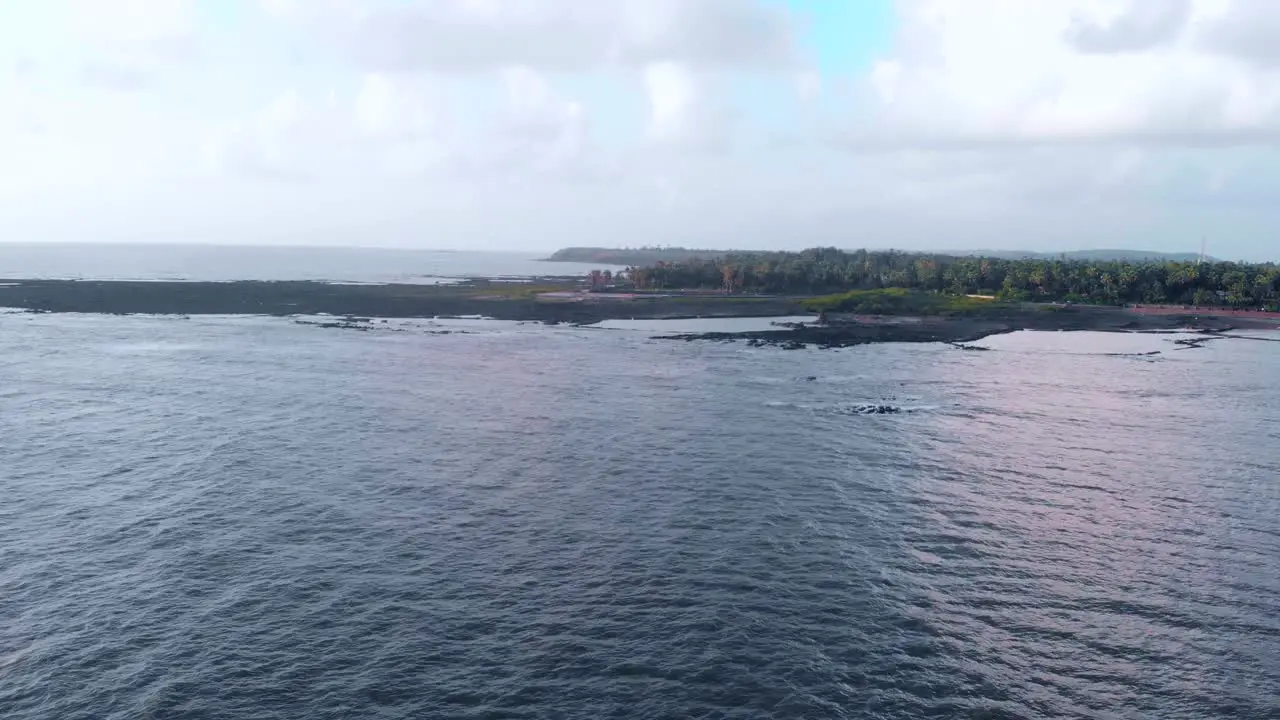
[[0, 244, 619, 283], [2, 313, 1278, 719]]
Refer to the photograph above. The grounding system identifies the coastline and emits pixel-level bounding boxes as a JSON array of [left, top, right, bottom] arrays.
[[658, 306, 1280, 349], [0, 278, 805, 325], [3, 279, 1277, 347]]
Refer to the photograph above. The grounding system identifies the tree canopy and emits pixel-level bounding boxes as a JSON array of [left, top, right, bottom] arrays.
[[621, 248, 1280, 309]]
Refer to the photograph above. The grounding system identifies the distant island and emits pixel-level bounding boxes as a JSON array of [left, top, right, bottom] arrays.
[[542, 246, 1215, 266], [542, 247, 731, 265], [958, 249, 1212, 263]]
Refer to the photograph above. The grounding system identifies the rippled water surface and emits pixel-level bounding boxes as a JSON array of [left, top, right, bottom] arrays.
[[2, 314, 1278, 719]]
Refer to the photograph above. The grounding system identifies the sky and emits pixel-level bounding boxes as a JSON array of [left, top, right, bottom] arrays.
[[1, 0, 1278, 260]]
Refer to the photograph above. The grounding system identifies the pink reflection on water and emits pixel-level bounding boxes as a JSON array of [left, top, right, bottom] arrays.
[[890, 331, 1280, 704]]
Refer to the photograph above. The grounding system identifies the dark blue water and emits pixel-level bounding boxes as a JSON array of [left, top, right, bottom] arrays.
[[3, 314, 1279, 719]]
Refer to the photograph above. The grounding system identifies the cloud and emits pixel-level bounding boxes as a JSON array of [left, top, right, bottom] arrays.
[[67, 0, 199, 63], [795, 71, 822, 101], [4, 0, 1280, 260], [266, 0, 797, 73], [494, 66, 610, 179], [36, 0, 201, 94], [789, 0, 1280, 259], [207, 82, 446, 182], [204, 68, 606, 184], [355, 73, 434, 141], [12, 56, 38, 81], [80, 63, 154, 92], [0, 66, 49, 136], [857, 0, 1280, 146], [501, 66, 579, 140], [1199, 0, 1280, 66], [426, 65, 616, 184], [642, 61, 727, 152], [204, 89, 356, 181], [1065, 0, 1192, 54]]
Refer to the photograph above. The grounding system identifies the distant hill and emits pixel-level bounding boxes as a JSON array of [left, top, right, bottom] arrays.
[[543, 247, 732, 265], [547, 246, 1218, 267], [961, 249, 1212, 263]]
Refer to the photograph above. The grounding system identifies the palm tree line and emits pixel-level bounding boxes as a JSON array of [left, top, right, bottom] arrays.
[[608, 248, 1280, 309]]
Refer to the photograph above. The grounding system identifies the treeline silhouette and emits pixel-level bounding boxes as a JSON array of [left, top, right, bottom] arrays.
[[623, 248, 1280, 308]]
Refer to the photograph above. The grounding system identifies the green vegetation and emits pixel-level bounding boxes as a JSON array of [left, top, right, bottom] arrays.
[[962, 249, 1209, 262], [551, 246, 1212, 267], [620, 247, 1280, 309], [464, 282, 570, 299], [800, 288, 1002, 315], [545, 246, 730, 266]]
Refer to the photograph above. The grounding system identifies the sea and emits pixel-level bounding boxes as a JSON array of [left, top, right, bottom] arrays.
[[2, 247, 1280, 719], [0, 243, 620, 283]]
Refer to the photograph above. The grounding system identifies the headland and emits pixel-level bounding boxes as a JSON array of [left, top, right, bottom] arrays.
[[0, 278, 801, 325], [3, 278, 1277, 348]]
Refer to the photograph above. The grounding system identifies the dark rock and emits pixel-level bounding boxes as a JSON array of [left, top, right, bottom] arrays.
[[0, 278, 806, 323], [844, 404, 905, 415], [1174, 335, 1225, 350]]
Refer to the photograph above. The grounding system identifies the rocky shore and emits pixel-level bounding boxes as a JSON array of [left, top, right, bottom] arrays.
[[0, 278, 804, 324], [657, 305, 1277, 349], [4, 280, 1276, 348]]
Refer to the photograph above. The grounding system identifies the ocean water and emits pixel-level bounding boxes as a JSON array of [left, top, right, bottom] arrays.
[[0, 244, 619, 283], [2, 314, 1278, 720]]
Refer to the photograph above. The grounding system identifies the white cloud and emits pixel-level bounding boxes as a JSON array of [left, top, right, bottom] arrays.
[[803, 0, 1280, 259], [204, 89, 350, 180], [400, 64, 615, 184], [644, 62, 697, 142], [355, 73, 433, 141], [68, 0, 199, 65], [795, 71, 821, 101], [202, 67, 598, 184], [497, 66, 597, 175], [2, 0, 1279, 259], [1065, 0, 1192, 54], [12, 56, 38, 81], [502, 65, 576, 137], [68, 0, 194, 44], [32, 0, 201, 96], [80, 63, 154, 92], [643, 61, 725, 152], [1199, 0, 1280, 66], [860, 0, 1280, 145], [266, 0, 797, 73], [205, 84, 444, 181]]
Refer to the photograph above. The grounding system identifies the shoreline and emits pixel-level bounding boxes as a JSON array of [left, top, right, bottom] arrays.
[[658, 307, 1280, 349], [0, 278, 806, 325], [3, 279, 1277, 347]]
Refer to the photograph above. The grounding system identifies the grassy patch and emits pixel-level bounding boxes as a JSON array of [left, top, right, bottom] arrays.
[[466, 283, 571, 300], [667, 295, 778, 304], [801, 288, 1006, 315]]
